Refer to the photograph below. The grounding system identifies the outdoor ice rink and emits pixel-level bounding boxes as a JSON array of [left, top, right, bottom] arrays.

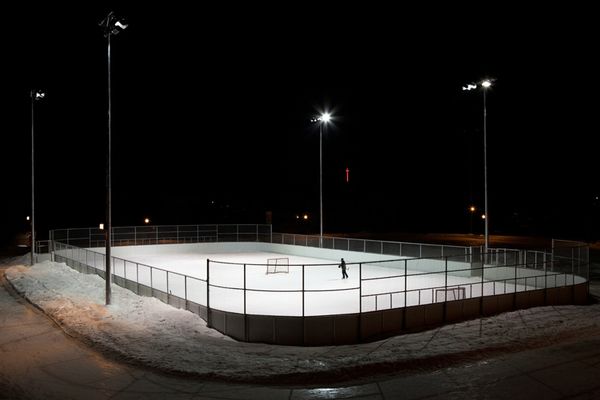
[[52, 241, 580, 317]]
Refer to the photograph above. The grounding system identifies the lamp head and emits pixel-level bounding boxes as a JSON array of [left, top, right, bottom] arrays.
[[311, 112, 332, 124], [31, 90, 45, 100], [100, 11, 128, 37]]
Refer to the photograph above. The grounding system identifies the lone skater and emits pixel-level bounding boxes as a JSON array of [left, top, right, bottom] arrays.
[[339, 258, 349, 279]]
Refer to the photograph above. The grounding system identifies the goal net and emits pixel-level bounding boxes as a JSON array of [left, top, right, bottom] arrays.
[[435, 287, 466, 302], [266, 257, 290, 274]]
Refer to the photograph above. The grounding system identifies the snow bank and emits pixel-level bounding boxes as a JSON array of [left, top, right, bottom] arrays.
[[4, 259, 600, 383]]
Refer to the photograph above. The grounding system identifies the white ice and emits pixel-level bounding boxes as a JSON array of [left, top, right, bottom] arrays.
[[52, 242, 576, 317]]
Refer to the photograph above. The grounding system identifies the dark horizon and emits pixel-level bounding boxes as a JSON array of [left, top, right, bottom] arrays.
[[2, 5, 598, 245]]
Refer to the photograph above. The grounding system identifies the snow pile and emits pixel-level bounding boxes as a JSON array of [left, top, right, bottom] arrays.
[[4, 259, 600, 383]]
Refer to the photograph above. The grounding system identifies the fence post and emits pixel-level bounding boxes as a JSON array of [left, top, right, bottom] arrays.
[[244, 263, 248, 341], [358, 262, 362, 341], [544, 254, 548, 304], [572, 247, 575, 286], [184, 275, 187, 310], [403, 259, 407, 330], [444, 256, 448, 321], [302, 264, 305, 345], [514, 254, 518, 308], [207, 259, 211, 328], [49, 230, 54, 262], [480, 251, 485, 315]]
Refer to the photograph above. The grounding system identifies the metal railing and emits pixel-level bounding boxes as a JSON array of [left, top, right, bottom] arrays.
[[48, 228, 590, 322], [50, 224, 273, 249], [272, 232, 474, 259]]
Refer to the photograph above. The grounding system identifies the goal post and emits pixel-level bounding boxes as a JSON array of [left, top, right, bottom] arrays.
[[435, 286, 466, 302], [266, 257, 290, 274]]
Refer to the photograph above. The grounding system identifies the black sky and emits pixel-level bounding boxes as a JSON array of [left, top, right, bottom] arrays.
[[2, 4, 598, 243]]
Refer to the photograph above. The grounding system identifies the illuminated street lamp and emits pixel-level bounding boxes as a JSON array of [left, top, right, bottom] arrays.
[[30, 89, 45, 266], [463, 79, 493, 252], [310, 112, 332, 247], [469, 205, 476, 234], [99, 11, 127, 305]]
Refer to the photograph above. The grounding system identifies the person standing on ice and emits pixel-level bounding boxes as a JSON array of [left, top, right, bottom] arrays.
[[338, 258, 348, 279]]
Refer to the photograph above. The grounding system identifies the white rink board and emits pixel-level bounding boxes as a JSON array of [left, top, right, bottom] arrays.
[[57, 242, 568, 317]]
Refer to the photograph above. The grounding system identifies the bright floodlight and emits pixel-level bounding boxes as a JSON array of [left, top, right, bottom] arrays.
[[321, 113, 331, 123], [481, 80, 492, 88], [31, 90, 45, 100], [100, 11, 128, 37]]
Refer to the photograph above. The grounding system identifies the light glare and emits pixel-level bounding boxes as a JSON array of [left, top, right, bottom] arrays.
[[481, 80, 492, 88]]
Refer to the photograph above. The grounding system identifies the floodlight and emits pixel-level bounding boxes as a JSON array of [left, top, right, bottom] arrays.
[[99, 11, 128, 37], [31, 90, 45, 100]]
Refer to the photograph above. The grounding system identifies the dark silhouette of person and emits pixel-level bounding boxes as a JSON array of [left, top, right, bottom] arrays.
[[339, 258, 348, 279]]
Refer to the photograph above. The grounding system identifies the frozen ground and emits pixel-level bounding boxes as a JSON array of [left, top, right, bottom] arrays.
[[4, 255, 600, 384]]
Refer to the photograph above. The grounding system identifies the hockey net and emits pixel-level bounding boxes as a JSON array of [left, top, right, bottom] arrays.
[[435, 286, 466, 302], [266, 257, 290, 274]]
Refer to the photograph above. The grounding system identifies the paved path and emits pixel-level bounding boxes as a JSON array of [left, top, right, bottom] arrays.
[[3, 265, 600, 399]]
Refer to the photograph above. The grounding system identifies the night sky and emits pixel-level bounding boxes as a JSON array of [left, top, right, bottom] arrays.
[[2, 4, 598, 244]]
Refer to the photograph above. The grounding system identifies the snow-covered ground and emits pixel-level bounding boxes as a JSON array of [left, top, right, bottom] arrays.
[[4, 256, 600, 383]]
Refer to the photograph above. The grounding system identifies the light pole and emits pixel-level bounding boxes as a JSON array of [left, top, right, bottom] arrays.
[[99, 11, 127, 305], [30, 89, 45, 266], [463, 79, 493, 252], [310, 112, 331, 247]]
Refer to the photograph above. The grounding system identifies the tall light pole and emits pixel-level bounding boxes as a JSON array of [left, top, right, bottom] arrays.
[[463, 79, 493, 252], [100, 11, 127, 305], [30, 89, 45, 266], [311, 112, 331, 247]]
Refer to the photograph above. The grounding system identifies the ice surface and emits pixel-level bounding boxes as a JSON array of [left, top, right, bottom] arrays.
[[53, 243, 559, 316]]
